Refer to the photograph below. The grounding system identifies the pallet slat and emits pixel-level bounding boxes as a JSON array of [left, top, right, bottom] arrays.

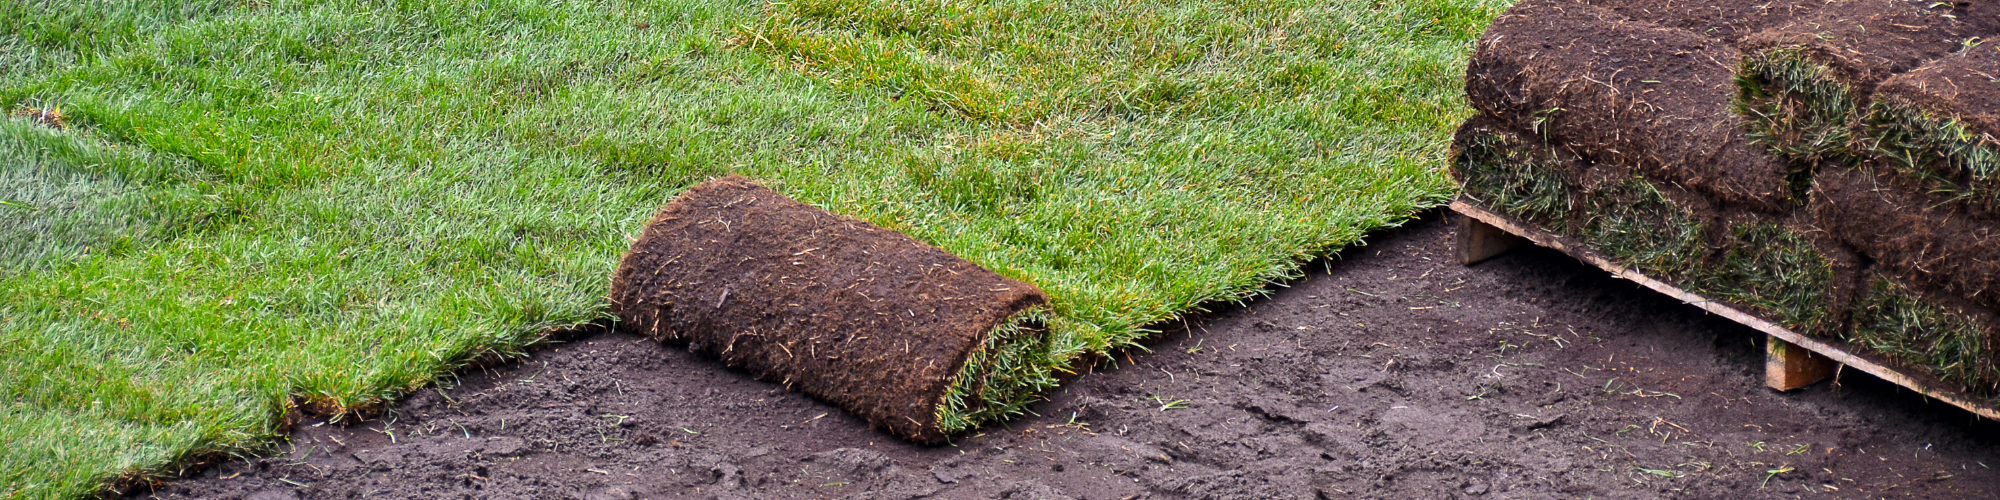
[[1451, 199, 2000, 420]]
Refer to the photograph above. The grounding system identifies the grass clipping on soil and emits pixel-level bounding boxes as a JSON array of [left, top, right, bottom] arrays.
[[609, 177, 1052, 442]]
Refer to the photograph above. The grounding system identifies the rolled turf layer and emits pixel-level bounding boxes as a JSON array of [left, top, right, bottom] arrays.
[[1465, 0, 1798, 212], [1851, 272, 2000, 396], [1866, 46, 2000, 220], [1453, 116, 1851, 336], [1455, 113, 2000, 400], [1734, 0, 1999, 164], [609, 176, 1051, 443], [1811, 168, 2000, 311]]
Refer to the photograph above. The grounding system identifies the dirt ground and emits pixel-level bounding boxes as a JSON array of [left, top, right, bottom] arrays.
[[132, 212, 2000, 499]]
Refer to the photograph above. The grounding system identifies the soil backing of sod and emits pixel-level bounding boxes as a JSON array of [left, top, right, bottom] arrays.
[[1810, 167, 2000, 312], [1867, 46, 2000, 220], [1581, 0, 1829, 44], [609, 176, 1049, 443], [1465, 0, 1798, 212]]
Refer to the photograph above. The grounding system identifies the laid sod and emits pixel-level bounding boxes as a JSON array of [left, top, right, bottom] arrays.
[[0, 0, 1504, 496], [609, 176, 1052, 443]]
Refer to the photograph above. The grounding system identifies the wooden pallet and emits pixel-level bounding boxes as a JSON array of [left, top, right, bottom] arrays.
[[1451, 199, 2000, 419]]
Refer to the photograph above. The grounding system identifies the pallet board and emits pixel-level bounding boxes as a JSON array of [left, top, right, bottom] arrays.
[[1451, 199, 2000, 420]]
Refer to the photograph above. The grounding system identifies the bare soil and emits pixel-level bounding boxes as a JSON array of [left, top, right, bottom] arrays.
[[132, 213, 2000, 499]]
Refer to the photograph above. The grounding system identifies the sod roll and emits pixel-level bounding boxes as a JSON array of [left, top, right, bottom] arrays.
[[1453, 111, 1863, 337], [609, 176, 1049, 444], [1811, 167, 2000, 311], [1735, 0, 2000, 163], [1866, 46, 2000, 219], [1466, 0, 1797, 212], [1450, 113, 1575, 232]]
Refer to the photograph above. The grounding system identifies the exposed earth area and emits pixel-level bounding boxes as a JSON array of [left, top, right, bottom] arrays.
[[132, 212, 2000, 499]]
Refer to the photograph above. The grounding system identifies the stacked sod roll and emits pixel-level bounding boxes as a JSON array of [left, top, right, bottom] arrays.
[[1457, 0, 2000, 399]]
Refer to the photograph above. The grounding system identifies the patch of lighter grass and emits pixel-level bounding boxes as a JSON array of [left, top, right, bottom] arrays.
[[0, 0, 1507, 496]]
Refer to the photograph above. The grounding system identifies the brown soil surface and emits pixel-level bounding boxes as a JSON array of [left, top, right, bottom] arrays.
[[1466, 0, 1795, 212], [1869, 46, 2000, 221], [1740, 0, 2000, 101], [1811, 167, 2000, 312], [1581, 0, 1827, 44], [1876, 47, 2000, 141], [132, 213, 2000, 500], [609, 176, 1047, 443]]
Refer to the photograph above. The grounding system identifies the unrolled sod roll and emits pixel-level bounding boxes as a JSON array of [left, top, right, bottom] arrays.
[[609, 176, 1049, 444]]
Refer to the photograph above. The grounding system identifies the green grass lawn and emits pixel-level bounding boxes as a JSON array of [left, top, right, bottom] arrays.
[[0, 0, 1501, 496]]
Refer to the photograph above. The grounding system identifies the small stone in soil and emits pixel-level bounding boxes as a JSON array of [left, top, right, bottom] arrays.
[[1464, 482, 1489, 495], [934, 470, 958, 484]]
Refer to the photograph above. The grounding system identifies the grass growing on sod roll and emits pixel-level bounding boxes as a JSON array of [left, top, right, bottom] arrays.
[[608, 177, 1054, 443], [1866, 46, 2000, 219], [1850, 274, 2000, 399], [1575, 177, 1711, 283], [1695, 220, 1842, 337], [1734, 0, 1998, 164], [1451, 114, 1571, 232], [1453, 115, 1847, 337], [0, 0, 1504, 495]]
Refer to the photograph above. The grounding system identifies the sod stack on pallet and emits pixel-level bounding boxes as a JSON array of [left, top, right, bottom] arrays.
[[1455, 0, 2000, 401]]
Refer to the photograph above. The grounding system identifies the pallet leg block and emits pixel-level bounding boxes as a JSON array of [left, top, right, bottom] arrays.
[[1458, 212, 1527, 265], [1766, 335, 1837, 391]]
